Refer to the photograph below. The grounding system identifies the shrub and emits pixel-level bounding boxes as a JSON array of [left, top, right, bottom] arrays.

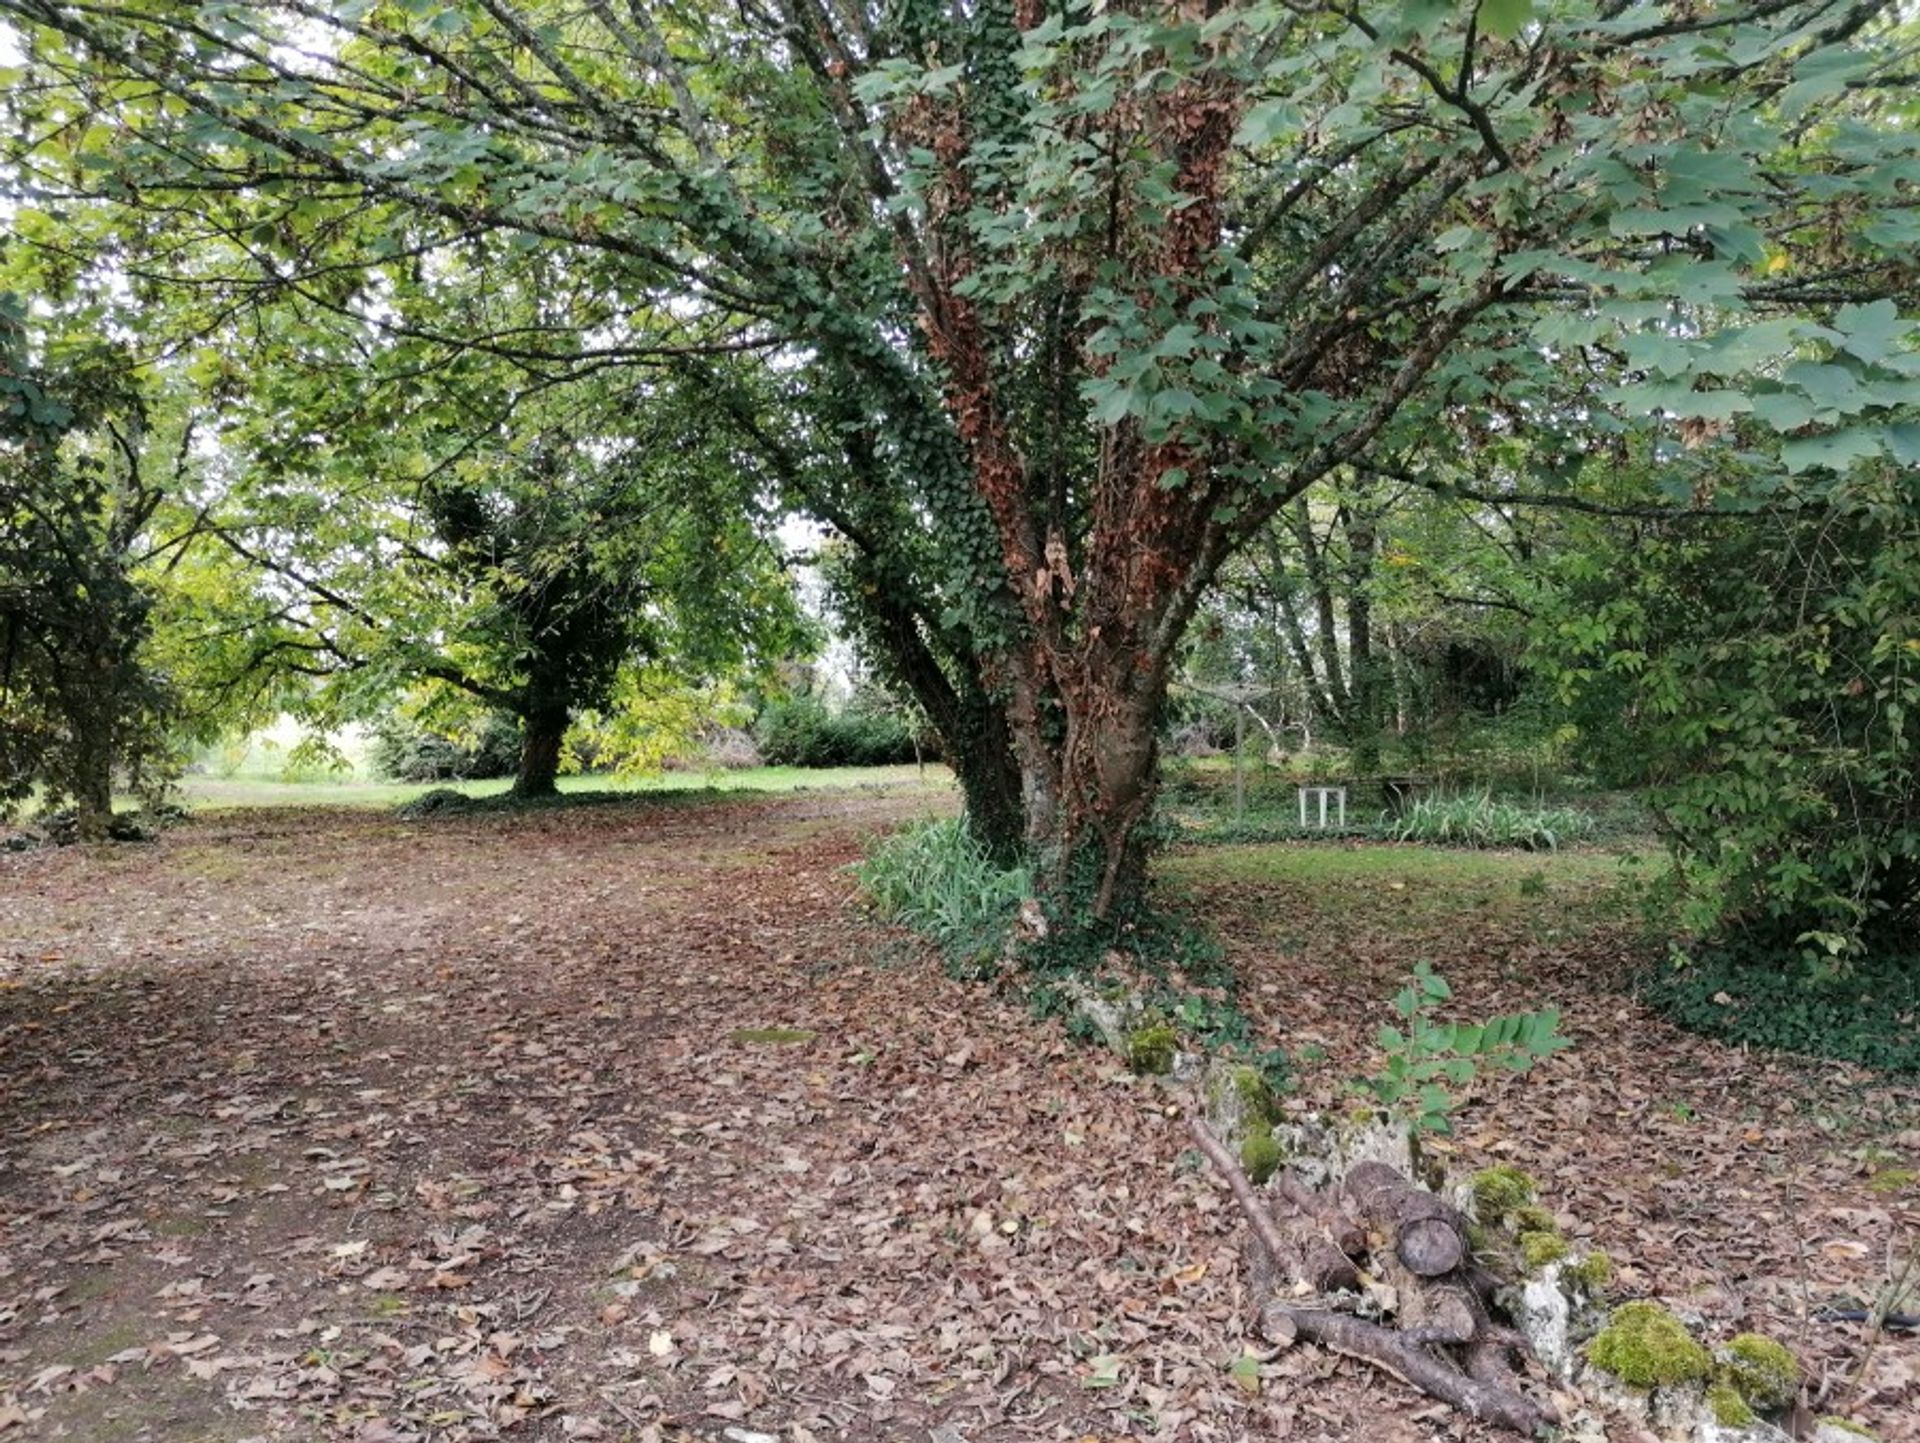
[[1538, 470, 1920, 965], [1386, 791, 1594, 851], [754, 694, 919, 767], [853, 816, 1030, 973], [1641, 945, 1920, 1072], [369, 710, 520, 782], [1358, 962, 1571, 1133]]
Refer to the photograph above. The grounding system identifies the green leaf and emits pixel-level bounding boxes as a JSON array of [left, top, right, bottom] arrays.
[[1478, 0, 1533, 41], [1780, 427, 1884, 475]]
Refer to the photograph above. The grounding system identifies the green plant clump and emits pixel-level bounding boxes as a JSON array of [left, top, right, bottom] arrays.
[[1471, 1165, 1537, 1221], [1721, 1333, 1800, 1410], [853, 817, 1032, 975], [1127, 1022, 1179, 1075], [1707, 1380, 1758, 1428], [1585, 1302, 1713, 1388], [1386, 791, 1595, 851], [1521, 1230, 1570, 1269], [1565, 1250, 1613, 1292], [1240, 1129, 1283, 1185], [1641, 947, 1920, 1072]]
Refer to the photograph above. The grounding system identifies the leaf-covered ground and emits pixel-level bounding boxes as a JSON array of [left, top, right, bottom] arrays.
[[1, 791, 1914, 1442]]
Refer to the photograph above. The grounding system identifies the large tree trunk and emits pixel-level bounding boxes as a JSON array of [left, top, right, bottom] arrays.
[[71, 724, 115, 842], [911, 58, 1244, 938], [512, 705, 567, 799]]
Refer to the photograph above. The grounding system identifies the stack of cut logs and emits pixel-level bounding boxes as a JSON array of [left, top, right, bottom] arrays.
[[1190, 1118, 1556, 1434]]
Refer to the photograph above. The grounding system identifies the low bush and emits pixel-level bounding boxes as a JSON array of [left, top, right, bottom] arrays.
[[370, 711, 521, 782], [1386, 792, 1594, 851], [754, 695, 919, 768], [853, 816, 1030, 974], [1641, 947, 1920, 1072]]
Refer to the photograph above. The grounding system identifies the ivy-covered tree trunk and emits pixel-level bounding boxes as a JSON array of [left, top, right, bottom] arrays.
[[913, 58, 1242, 932], [512, 704, 567, 800]]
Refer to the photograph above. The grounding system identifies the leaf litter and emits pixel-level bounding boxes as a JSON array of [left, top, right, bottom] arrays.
[[0, 796, 1912, 1440]]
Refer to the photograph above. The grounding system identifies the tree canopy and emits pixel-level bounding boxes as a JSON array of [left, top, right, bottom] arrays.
[[2, 0, 1915, 932]]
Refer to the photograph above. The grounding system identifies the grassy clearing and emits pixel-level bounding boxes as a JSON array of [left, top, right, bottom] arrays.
[[1165, 841, 1642, 887], [1162, 839, 1661, 945], [174, 762, 955, 811]]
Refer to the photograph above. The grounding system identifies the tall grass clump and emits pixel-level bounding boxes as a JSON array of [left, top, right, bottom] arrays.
[[1387, 792, 1595, 851], [854, 817, 1031, 974]]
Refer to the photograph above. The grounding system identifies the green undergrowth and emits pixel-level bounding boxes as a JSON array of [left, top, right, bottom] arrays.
[[1170, 810, 1383, 846], [1386, 791, 1596, 851], [1642, 946, 1920, 1072], [1023, 852, 1291, 1093], [852, 816, 1031, 973], [854, 816, 1289, 1094]]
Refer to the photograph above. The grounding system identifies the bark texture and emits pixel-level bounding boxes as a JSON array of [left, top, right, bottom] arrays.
[[513, 706, 567, 799]]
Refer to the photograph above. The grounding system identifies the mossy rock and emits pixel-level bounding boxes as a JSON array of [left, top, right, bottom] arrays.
[[1127, 1022, 1179, 1075], [1586, 1301, 1713, 1389], [1720, 1332, 1799, 1410], [1520, 1230, 1569, 1269], [1564, 1250, 1612, 1293], [1205, 1063, 1278, 1126], [1707, 1379, 1758, 1428], [1471, 1164, 1536, 1222], [1512, 1202, 1558, 1234], [1240, 1129, 1284, 1185], [1814, 1417, 1879, 1441]]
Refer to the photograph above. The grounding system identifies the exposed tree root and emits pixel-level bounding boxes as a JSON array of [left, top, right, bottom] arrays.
[[1189, 1117, 1557, 1436]]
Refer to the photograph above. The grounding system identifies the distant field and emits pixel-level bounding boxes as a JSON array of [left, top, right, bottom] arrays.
[[176, 762, 956, 810]]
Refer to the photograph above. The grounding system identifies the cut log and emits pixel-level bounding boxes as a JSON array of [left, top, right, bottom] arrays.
[[1345, 1159, 1468, 1277], [1276, 1168, 1367, 1258]]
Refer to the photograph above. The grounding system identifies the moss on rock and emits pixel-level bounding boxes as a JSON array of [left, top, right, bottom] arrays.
[[1471, 1164, 1536, 1221], [1564, 1250, 1612, 1292], [1585, 1301, 1713, 1389], [1521, 1230, 1569, 1269], [1707, 1380, 1757, 1428], [1206, 1063, 1278, 1126], [1512, 1202, 1559, 1234], [1241, 1129, 1284, 1185], [1815, 1417, 1879, 1440], [1128, 1022, 1178, 1075], [1721, 1332, 1799, 1410]]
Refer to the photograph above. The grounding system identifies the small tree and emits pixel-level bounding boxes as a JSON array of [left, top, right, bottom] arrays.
[[0, 302, 178, 836], [1540, 466, 1920, 965]]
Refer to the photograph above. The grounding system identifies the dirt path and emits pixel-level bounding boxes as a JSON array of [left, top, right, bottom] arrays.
[[1, 795, 1915, 1442]]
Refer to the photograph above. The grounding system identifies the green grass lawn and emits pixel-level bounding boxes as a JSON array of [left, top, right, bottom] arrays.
[[176, 762, 956, 811], [1161, 837, 1664, 945]]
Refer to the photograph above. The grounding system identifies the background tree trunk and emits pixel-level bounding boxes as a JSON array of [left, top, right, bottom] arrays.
[[1345, 501, 1381, 774], [70, 706, 115, 841], [513, 705, 567, 799]]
